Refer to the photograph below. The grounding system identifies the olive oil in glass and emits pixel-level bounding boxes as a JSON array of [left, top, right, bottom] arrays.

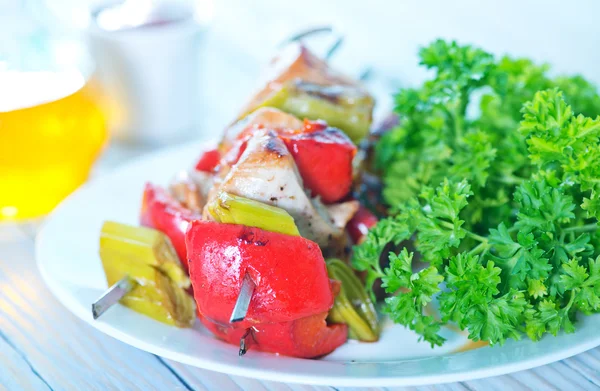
[[0, 70, 107, 220]]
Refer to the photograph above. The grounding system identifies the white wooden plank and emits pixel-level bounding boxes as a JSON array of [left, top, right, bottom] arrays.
[[164, 361, 339, 391], [406, 386, 446, 391], [584, 347, 600, 362], [0, 333, 50, 391], [164, 363, 242, 390], [166, 357, 341, 391], [510, 368, 558, 390], [337, 388, 383, 391], [259, 380, 295, 391], [289, 384, 335, 391], [435, 384, 469, 391], [412, 386, 439, 391], [530, 359, 593, 390], [382, 387, 417, 391], [0, 228, 189, 391], [560, 355, 600, 389], [338, 388, 381, 391], [287, 383, 334, 391], [230, 376, 276, 391], [456, 374, 523, 391]]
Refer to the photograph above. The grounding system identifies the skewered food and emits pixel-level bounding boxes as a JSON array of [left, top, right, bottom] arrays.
[[97, 42, 378, 358], [99, 221, 195, 327]]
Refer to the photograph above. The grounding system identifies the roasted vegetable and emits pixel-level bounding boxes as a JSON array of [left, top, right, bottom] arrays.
[[237, 44, 374, 143], [194, 148, 221, 173], [207, 191, 300, 236], [260, 80, 374, 143], [199, 310, 347, 358], [140, 183, 202, 270], [186, 220, 335, 327], [99, 221, 195, 327], [238, 44, 368, 120], [346, 205, 378, 244], [186, 219, 348, 357], [280, 121, 357, 203], [327, 258, 379, 342]]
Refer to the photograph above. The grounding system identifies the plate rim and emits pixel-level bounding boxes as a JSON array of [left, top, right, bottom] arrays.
[[35, 140, 600, 387]]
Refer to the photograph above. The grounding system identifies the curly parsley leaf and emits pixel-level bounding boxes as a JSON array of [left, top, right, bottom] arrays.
[[525, 298, 575, 340], [520, 89, 600, 217], [355, 39, 600, 348], [415, 179, 473, 266], [381, 249, 445, 347], [351, 215, 413, 299], [438, 252, 528, 345], [489, 223, 550, 292]]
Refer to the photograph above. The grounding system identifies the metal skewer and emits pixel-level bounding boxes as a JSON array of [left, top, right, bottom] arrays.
[[229, 272, 256, 323], [239, 328, 252, 357], [279, 25, 345, 62], [92, 276, 136, 320], [324, 35, 344, 61], [358, 67, 373, 82], [279, 26, 372, 82], [229, 272, 256, 356], [278, 26, 334, 47]]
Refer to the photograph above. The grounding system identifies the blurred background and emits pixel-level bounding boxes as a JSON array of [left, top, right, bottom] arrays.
[[1, 0, 599, 220]]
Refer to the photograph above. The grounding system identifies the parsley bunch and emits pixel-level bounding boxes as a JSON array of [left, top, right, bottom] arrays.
[[353, 40, 600, 347]]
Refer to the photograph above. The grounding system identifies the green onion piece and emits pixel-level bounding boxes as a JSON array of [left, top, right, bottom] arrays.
[[326, 258, 379, 342]]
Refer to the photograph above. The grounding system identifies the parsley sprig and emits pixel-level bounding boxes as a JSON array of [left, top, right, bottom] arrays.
[[353, 40, 600, 347]]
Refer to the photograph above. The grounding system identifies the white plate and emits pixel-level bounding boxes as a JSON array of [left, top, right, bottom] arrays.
[[37, 140, 600, 387]]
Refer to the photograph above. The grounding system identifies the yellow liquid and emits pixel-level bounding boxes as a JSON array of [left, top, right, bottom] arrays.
[[0, 70, 108, 220], [453, 339, 489, 353]]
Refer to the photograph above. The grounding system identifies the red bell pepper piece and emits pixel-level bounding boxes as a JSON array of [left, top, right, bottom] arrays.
[[140, 183, 201, 271], [194, 148, 221, 173], [300, 119, 328, 134], [347, 205, 378, 244], [280, 121, 357, 204], [186, 220, 334, 326], [198, 312, 347, 358]]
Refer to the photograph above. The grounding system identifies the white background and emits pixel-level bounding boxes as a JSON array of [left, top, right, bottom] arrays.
[[4, 0, 598, 139], [196, 0, 600, 136]]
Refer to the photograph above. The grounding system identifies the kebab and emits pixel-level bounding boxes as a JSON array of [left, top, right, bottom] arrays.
[[94, 29, 380, 358]]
